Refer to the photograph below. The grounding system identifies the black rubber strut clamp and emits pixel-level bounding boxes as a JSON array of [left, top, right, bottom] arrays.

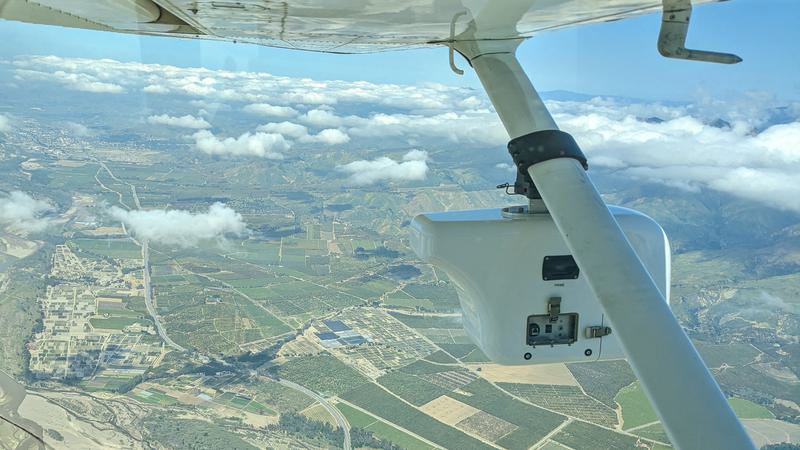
[[507, 129, 588, 173], [505, 130, 588, 200]]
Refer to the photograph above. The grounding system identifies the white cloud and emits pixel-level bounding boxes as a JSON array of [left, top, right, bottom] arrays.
[[0, 191, 54, 233], [147, 114, 211, 129], [0, 114, 10, 133], [280, 91, 337, 105], [64, 122, 92, 137], [296, 108, 506, 146], [109, 203, 246, 248], [257, 121, 309, 139], [549, 98, 800, 212], [192, 130, 288, 159], [15, 67, 125, 93], [10, 55, 481, 113], [143, 84, 169, 94], [243, 103, 297, 118], [300, 128, 351, 145], [299, 109, 343, 127], [256, 121, 349, 145], [11, 54, 800, 213], [336, 150, 429, 185]]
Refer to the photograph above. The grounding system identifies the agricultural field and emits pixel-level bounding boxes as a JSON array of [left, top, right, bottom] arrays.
[[500, 383, 619, 427], [242, 378, 316, 413], [70, 238, 143, 260], [551, 421, 661, 450], [617, 381, 776, 433], [341, 382, 495, 450], [131, 387, 179, 406], [335, 402, 437, 450], [152, 271, 291, 354], [273, 353, 369, 396], [377, 360, 567, 450], [567, 360, 638, 408]]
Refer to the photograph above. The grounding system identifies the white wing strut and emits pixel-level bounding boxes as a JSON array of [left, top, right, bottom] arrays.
[[460, 42, 755, 450]]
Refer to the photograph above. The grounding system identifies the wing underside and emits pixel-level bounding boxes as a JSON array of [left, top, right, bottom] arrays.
[[0, 0, 724, 54]]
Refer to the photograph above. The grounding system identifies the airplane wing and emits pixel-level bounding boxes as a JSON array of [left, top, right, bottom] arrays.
[[0, 0, 724, 54]]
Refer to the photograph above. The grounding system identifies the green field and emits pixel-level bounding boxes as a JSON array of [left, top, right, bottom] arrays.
[[567, 360, 637, 408], [71, 238, 142, 260], [341, 382, 494, 450], [728, 397, 774, 419], [378, 371, 449, 406], [500, 383, 618, 428], [377, 365, 565, 450], [336, 402, 436, 450], [616, 382, 659, 429], [552, 421, 651, 450], [90, 317, 151, 330], [618, 381, 775, 431], [154, 276, 291, 354], [133, 389, 179, 405], [81, 375, 137, 391], [245, 379, 315, 413], [693, 341, 763, 368], [244, 400, 276, 415], [97, 306, 143, 318], [275, 354, 369, 396]]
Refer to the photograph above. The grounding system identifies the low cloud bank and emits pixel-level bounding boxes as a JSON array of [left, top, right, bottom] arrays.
[[0, 191, 54, 233], [109, 203, 247, 247], [552, 103, 800, 213], [243, 103, 298, 117], [337, 150, 429, 185], [147, 114, 211, 129], [0, 114, 10, 133], [192, 130, 288, 159]]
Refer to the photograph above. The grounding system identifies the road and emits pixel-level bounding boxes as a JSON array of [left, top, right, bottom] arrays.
[[97, 160, 185, 352], [277, 379, 351, 450], [142, 239, 185, 352]]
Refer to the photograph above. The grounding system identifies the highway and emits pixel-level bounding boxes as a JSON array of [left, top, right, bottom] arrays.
[[100, 159, 186, 353], [277, 379, 351, 450], [141, 239, 185, 352]]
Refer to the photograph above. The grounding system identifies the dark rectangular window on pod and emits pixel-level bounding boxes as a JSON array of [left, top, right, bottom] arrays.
[[542, 255, 580, 281]]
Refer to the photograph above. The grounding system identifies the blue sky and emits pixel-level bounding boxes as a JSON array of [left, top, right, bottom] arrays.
[[0, 0, 797, 101]]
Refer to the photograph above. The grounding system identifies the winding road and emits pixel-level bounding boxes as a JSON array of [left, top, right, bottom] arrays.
[[277, 379, 351, 450]]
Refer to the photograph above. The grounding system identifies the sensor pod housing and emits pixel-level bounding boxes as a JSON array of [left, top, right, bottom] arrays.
[[410, 205, 670, 365]]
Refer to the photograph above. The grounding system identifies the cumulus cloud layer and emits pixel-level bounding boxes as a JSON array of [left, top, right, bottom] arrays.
[[12, 55, 485, 112], [243, 103, 297, 117], [300, 128, 351, 145], [109, 203, 246, 247], [13, 55, 800, 211], [298, 108, 506, 146], [0, 114, 10, 133], [549, 98, 800, 212], [193, 130, 288, 159], [0, 191, 54, 233], [147, 114, 211, 129], [337, 150, 429, 185]]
